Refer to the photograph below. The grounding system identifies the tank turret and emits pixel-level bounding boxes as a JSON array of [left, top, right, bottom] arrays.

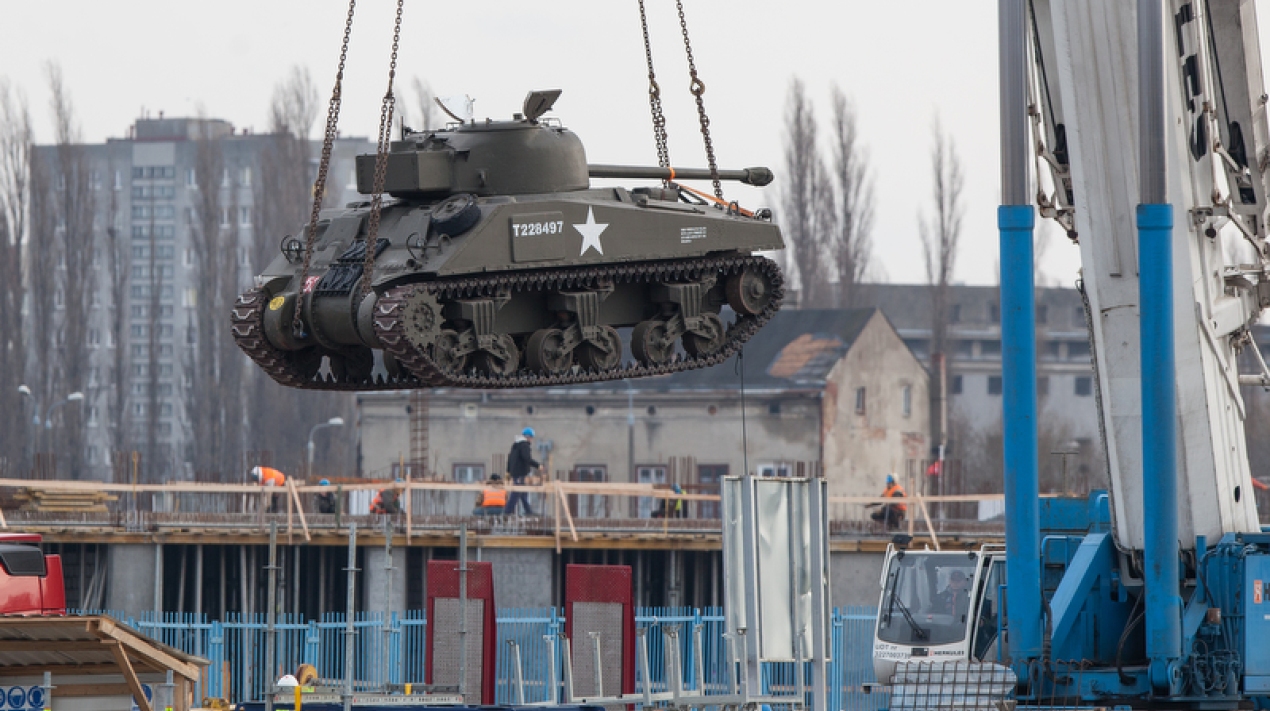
[[233, 90, 785, 390]]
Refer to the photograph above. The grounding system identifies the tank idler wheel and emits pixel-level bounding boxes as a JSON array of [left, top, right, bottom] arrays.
[[683, 313, 726, 358], [474, 334, 520, 377], [578, 326, 622, 371], [431, 329, 469, 374], [631, 319, 674, 366], [526, 328, 574, 375], [726, 268, 773, 317]]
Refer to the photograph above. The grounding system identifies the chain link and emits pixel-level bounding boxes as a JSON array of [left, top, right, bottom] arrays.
[[637, 0, 671, 173], [361, 0, 405, 300], [676, 0, 723, 201], [294, 0, 357, 339]]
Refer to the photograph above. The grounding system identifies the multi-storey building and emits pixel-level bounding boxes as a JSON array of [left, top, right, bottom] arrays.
[[856, 283, 1102, 493], [32, 116, 372, 480]]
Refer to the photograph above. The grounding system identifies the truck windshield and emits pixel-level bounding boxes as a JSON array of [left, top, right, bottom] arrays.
[[877, 552, 976, 646]]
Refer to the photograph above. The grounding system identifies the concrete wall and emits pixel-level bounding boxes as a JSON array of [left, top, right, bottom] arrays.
[[822, 312, 931, 499], [365, 546, 407, 616], [830, 551, 886, 608], [483, 548, 555, 608], [107, 544, 158, 619], [360, 388, 821, 495]]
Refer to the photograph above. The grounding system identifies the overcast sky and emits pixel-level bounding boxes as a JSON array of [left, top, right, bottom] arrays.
[[6, 1, 1270, 289]]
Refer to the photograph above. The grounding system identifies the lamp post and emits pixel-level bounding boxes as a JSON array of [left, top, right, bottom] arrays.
[[18, 386, 85, 471], [307, 417, 345, 478]]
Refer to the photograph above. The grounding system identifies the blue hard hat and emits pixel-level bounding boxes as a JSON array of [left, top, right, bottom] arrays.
[[886, 474, 895, 484], [319, 479, 330, 486], [523, 427, 536, 437]]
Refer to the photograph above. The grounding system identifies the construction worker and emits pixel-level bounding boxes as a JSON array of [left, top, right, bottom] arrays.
[[370, 479, 403, 514], [868, 474, 907, 530], [653, 483, 686, 518], [472, 474, 507, 516], [504, 427, 540, 515], [315, 479, 337, 514], [249, 466, 286, 512]]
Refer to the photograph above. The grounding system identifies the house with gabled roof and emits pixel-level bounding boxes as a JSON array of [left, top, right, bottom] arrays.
[[357, 307, 930, 512]]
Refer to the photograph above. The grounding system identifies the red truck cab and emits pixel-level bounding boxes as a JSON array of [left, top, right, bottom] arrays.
[[0, 533, 65, 615]]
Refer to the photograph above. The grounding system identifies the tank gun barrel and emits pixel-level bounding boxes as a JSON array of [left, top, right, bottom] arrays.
[[588, 164, 773, 187]]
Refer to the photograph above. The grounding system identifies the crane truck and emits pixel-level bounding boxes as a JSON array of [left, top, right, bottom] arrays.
[[872, 0, 1270, 706]]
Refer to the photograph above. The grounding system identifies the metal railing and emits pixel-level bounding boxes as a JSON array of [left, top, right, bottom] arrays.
[[75, 606, 886, 709]]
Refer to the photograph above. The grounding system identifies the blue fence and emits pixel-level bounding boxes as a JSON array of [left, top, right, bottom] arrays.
[[75, 606, 885, 710]]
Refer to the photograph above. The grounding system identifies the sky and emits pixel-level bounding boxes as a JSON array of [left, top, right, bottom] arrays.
[[4, 1, 1267, 289]]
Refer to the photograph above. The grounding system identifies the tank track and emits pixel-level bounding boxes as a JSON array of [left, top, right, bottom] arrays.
[[233, 255, 782, 390]]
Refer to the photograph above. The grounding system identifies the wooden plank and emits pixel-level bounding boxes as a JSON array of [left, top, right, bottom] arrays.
[[288, 479, 311, 542], [556, 485, 578, 542], [0, 662, 122, 676], [0, 640, 107, 652], [110, 641, 154, 711], [52, 683, 134, 697], [93, 618, 200, 680]]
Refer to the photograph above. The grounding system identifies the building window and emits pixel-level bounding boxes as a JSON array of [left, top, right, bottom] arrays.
[[988, 376, 1003, 395], [88, 329, 100, 346], [1042, 341, 1061, 360], [453, 463, 484, 482], [768, 402, 781, 415], [636, 465, 668, 518], [240, 206, 251, 226], [956, 340, 974, 357], [854, 387, 866, 414], [241, 167, 252, 186], [1074, 306, 1085, 326], [1075, 376, 1093, 396], [989, 303, 1000, 322], [902, 385, 912, 418], [572, 465, 608, 518], [1068, 341, 1091, 361], [1037, 376, 1050, 396], [950, 374, 963, 395], [979, 340, 1001, 358], [757, 463, 792, 478], [220, 207, 230, 227], [950, 304, 961, 323], [1036, 305, 1048, 324]]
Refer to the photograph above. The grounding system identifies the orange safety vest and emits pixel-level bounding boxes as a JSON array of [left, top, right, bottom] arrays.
[[883, 483, 907, 513], [258, 467, 286, 487], [480, 487, 507, 508]]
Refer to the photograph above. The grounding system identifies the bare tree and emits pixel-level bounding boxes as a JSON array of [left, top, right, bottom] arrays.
[[409, 77, 441, 132], [102, 158, 129, 467], [46, 64, 96, 478], [247, 77, 356, 479], [186, 119, 248, 480], [0, 80, 31, 473], [780, 78, 831, 308], [268, 67, 319, 143], [919, 119, 965, 462], [828, 85, 874, 308]]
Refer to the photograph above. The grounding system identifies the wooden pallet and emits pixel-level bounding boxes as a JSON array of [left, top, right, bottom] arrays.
[[15, 488, 117, 513]]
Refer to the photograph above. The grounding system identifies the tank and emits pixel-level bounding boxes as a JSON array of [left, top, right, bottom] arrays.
[[232, 90, 785, 390]]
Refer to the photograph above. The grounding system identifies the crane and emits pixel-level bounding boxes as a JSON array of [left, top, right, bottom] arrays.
[[872, 0, 1270, 705]]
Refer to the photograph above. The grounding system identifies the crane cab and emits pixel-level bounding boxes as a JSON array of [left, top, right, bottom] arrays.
[[872, 545, 1005, 683]]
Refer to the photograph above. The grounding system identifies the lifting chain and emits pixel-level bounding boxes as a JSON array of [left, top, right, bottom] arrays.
[[295, 0, 357, 339], [637, 0, 671, 174], [675, 0, 723, 201], [361, 0, 406, 300]]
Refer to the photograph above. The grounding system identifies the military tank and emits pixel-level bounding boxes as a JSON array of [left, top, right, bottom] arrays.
[[232, 90, 784, 390]]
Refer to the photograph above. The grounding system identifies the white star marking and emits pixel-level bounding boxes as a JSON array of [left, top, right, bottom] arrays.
[[574, 206, 609, 256]]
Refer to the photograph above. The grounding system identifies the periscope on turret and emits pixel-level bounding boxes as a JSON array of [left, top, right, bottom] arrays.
[[232, 90, 785, 391]]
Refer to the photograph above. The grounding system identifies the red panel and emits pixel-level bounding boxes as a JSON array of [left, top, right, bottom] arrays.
[[424, 559, 496, 704], [0, 534, 42, 544], [40, 555, 66, 615], [564, 564, 636, 695]]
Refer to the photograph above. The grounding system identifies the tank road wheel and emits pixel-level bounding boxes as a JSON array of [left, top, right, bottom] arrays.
[[431, 329, 469, 374], [726, 268, 774, 317], [684, 313, 726, 358], [631, 320, 674, 366], [578, 326, 622, 371], [474, 334, 520, 377], [526, 328, 573, 375]]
